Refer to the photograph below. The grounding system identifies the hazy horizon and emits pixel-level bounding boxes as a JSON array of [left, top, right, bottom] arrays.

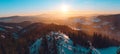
[[1, 11, 120, 18]]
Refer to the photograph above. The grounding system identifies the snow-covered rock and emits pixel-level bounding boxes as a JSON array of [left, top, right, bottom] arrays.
[[92, 18, 101, 23], [1, 35, 5, 39], [16, 26, 22, 29], [93, 26, 101, 28], [29, 38, 42, 54], [98, 47, 119, 54], [47, 32, 74, 54], [29, 32, 119, 54], [5, 26, 13, 29]]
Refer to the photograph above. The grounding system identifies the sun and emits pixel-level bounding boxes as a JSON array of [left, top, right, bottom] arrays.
[[60, 4, 69, 13]]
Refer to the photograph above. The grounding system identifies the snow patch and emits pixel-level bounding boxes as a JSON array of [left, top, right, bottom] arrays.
[[1, 35, 5, 39], [29, 38, 42, 54], [92, 18, 101, 22]]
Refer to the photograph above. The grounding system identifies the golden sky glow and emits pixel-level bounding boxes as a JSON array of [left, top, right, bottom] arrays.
[[60, 4, 69, 13], [0, 0, 120, 17]]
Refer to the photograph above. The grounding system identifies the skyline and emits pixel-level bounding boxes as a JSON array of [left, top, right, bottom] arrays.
[[0, 0, 120, 17]]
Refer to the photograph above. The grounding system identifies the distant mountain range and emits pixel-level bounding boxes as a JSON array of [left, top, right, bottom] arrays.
[[68, 14, 120, 40], [0, 14, 120, 40]]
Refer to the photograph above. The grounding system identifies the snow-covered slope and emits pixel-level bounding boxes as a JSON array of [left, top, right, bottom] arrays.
[[47, 32, 73, 54], [40, 32, 119, 54]]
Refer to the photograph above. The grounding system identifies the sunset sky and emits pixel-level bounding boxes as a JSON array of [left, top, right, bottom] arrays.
[[0, 0, 120, 17]]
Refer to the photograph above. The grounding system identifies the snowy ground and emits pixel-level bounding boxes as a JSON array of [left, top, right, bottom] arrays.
[[29, 31, 120, 54]]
